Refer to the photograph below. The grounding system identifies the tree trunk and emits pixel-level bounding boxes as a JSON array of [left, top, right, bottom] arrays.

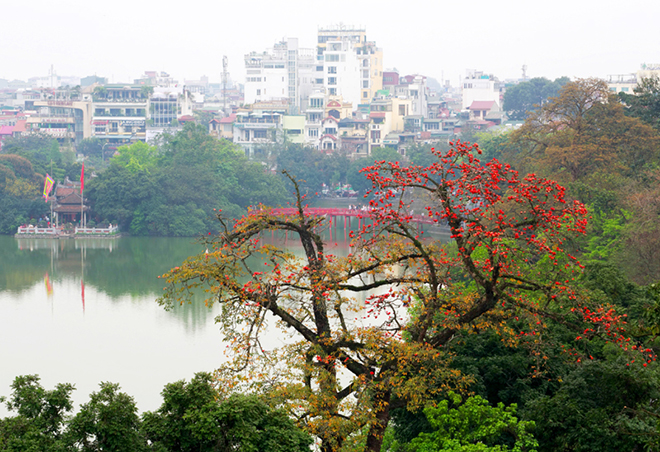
[[365, 388, 391, 452]]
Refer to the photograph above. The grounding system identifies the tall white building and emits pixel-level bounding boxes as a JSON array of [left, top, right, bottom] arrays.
[[322, 40, 361, 107], [317, 25, 383, 105], [244, 38, 317, 113]]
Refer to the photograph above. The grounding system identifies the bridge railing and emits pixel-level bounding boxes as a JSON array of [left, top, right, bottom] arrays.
[[75, 225, 119, 234], [16, 226, 59, 235]]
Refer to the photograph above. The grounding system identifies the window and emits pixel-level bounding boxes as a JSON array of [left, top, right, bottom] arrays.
[[399, 105, 406, 116], [621, 87, 629, 92], [308, 128, 319, 137], [324, 127, 337, 136], [328, 66, 337, 74], [363, 70, 369, 78], [316, 66, 324, 72], [329, 88, 337, 95], [363, 92, 369, 98], [256, 89, 261, 95], [328, 77, 337, 85], [363, 81, 369, 88], [326, 54, 339, 62], [371, 130, 381, 141]]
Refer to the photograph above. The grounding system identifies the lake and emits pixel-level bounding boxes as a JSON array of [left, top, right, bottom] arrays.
[[0, 235, 231, 417]]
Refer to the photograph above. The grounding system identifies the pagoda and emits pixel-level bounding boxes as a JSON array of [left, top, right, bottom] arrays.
[[53, 178, 89, 225]]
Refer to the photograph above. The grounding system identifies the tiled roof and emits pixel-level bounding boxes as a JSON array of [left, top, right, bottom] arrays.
[[468, 100, 496, 110], [13, 120, 27, 133]]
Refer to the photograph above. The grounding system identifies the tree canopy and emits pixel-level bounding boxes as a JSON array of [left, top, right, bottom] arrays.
[[503, 77, 570, 120]]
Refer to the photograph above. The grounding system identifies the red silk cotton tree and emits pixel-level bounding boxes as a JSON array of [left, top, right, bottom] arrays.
[[159, 141, 631, 452]]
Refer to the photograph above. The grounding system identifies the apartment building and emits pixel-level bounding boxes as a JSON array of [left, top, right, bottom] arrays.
[[461, 70, 501, 111], [317, 25, 383, 106], [244, 38, 317, 112]]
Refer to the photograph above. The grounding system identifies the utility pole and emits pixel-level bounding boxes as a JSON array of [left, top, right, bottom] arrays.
[[222, 56, 228, 115]]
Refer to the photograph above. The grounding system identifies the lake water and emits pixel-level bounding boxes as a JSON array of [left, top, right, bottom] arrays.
[[0, 235, 228, 417]]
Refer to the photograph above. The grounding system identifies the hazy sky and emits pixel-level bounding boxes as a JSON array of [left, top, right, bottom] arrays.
[[3, 0, 659, 86]]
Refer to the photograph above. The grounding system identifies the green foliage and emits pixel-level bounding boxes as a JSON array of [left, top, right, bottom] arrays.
[[474, 131, 516, 163], [348, 147, 403, 194], [275, 142, 350, 194], [583, 209, 629, 261], [0, 375, 74, 452], [406, 143, 449, 167], [76, 138, 105, 159], [185, 393, 313, 452], [503, 77, 569, 120], [142, 373, 312, 452], [408, 393, 538, 452], [0, 154, 48, 234], [525, 355, 660, 452], [111, 141, 159, 174], [1, 133, 64, 177], [67, 382, 147, 452], [619, 75, 660, 130]]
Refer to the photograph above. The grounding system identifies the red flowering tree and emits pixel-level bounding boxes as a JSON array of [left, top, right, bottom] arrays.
[[159, 141, 633, 452]]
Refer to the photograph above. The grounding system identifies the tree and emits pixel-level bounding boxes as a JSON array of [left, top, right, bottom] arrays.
[[407, 393, 538, 452], [111, 141, 159, 174], [159, 141, 638, 452], [0, 375, 74, 452], [347, 147, 402, 195], [503, 77, 570, 120], [618, 75, 660, 131], [525, 355, 660, 452], [142, 372, 312, 452], [66, 382, 147, 452], [512, 78, 660, 183], [76, 138, 106, 161]]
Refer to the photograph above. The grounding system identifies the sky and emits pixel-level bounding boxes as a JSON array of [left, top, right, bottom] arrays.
[[3, 0, 660, 87]]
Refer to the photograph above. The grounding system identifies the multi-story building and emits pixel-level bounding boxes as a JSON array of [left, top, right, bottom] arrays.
[[461, 70, 501, 111], [29, 99, 94, 144], [91, 85, 148, 147], [322, 40, 361, 106], [368, 97, 412, 153], [317, 25, 383, 106], [304, 91, 325, 146], [606, 63, 660, 94], [244, 38, 317, 112], [232, 101, 287, 158]]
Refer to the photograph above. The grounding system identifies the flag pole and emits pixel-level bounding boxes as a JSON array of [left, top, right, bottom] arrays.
[[80, 161, 85, 229]]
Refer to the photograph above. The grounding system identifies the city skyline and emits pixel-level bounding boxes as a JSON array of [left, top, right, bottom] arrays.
[[3, 0, 660, 87]]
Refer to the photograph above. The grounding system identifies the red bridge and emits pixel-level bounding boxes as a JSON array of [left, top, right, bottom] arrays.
[[269, 207, 442, 226]]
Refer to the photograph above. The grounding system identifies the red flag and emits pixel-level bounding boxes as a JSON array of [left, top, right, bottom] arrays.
[[80, 163, 84, 194]]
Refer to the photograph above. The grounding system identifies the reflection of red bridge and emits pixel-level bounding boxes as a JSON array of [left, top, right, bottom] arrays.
[[269, 208, 442, 227]]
